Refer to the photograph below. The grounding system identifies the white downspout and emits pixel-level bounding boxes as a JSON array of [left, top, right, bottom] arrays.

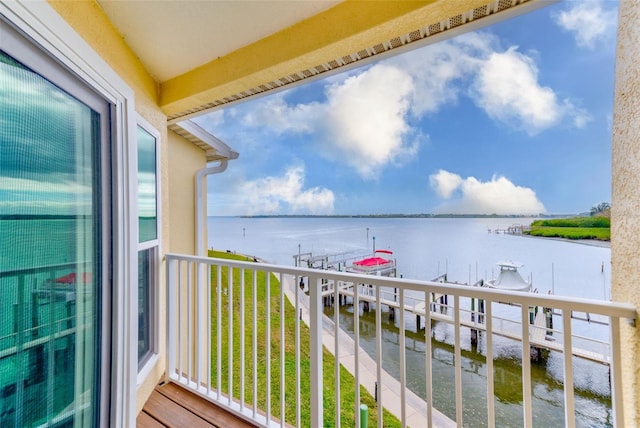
[[195, 159, 228, 256], [194, 159, 228, 383]]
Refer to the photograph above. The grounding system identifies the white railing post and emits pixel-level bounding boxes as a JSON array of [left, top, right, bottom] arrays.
[[609, 317, 624, 426], [376, 286, 383, 428], [187, 261, 193, 382], [166, 257, 177, 382], [308, 273, 323, 428], [334, 280, 341, 428], [485, 300, 495, 427], [228, 267, 234, 407], [562, 308, 575, 427], [354, 282, 360, 428], [521, 305, 533, 427], [424, 290, 433, 428], [399, 288, 406, 427], [453, 294, 462, 427], [295, 274, 302, 428], [196, 260, 205, 387]]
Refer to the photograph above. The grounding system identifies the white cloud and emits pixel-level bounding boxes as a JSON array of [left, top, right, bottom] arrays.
[[470, 47, 590, 135], [430, 169, 463, 199], [196, 30, 590, 181], [241, 95, 317, 134], [386, 32, 493, 116], [221, 63, 420, 179], [553, 0, 617, 49], [239, 165, 334, 215], [321, 63, 417, 178], [429, 170, 545, 215]]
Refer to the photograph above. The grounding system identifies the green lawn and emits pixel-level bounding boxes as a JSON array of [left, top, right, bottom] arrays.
[[208, 250, 401, 427], [525, 217, 610, 241]]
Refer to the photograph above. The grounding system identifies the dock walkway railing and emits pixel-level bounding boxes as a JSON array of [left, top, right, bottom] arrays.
[[165, 253, 636, 428]]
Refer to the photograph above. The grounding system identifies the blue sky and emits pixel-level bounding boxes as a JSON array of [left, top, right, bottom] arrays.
[[194, 0, 618, 216]]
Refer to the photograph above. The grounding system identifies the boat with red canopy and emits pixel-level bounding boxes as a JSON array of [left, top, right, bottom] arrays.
[[348, 249, 396, 276]]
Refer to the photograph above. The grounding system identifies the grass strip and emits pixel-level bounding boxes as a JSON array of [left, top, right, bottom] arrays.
[[208, 250, 401, 427], [530, 217, 610, 228], [525, 216, 610, 241], [526, 226, 610, 240]]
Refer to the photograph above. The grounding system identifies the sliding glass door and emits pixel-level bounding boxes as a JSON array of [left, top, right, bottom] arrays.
[[0, 25, 110, 427]]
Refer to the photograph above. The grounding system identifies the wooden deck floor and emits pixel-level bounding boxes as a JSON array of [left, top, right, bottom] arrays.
[[137, 382, 259, 428]]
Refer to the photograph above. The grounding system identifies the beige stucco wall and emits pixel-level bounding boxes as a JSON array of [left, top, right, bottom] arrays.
[[167, 131, 206, 255], [612, 0, 640, 425]]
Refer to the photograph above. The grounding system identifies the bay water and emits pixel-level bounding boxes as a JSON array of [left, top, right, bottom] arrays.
[[208, 216, 613, 427]]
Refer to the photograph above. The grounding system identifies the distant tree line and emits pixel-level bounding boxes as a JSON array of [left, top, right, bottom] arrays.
[[590, 202, 611, 218]]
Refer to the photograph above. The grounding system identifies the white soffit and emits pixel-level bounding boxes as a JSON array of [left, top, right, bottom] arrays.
[[96, 0, 341, 82]]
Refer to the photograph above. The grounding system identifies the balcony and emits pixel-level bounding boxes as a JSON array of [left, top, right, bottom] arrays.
[[165, 253, 636, 427]]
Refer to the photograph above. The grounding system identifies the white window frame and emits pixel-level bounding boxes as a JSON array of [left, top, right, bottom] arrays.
[[1, 2, 142, 426], [135, 116, 162, 381]]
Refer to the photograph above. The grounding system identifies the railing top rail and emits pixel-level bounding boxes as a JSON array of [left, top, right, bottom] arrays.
[[165, 253, 637, 321]]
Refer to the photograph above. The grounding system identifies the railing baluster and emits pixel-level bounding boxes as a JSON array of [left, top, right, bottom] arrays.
[[266, 271, 271, 423], [207, 264, 212, 396], [354, 282, 361, 428], [196, 260, 205, 388], [609, 316, 624, 426], [187, 261, 193, 382], [166, 258, 177, 382], [376, 285, 383, 428], [295, 275, 301, 428], [424, 290, 433, 427], [177, 261, 183, 381], [228, 266, 233, 406], [562, 308, 575, 427], [399, 287, 406, 427], [521, 305, 532, 427], [334, 279, 341, 428], [308, 273, 323, 428], [240, 268, 245, 409], [252, 269, 258, 418], [280, 272, 285, 427], [217, 264, 222, 400], [485, 300, 495, 427], [454, 294, 462, 427]]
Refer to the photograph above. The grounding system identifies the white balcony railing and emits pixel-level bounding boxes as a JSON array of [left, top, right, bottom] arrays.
[[165, 253, 636, 428]]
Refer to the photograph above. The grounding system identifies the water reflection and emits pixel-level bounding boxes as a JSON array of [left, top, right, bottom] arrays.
[[326, 303, 613, 427]]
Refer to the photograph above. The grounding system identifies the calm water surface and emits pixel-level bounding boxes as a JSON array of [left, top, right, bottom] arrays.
[[208, 216, 613, 427], [208, 217, 610, 298]]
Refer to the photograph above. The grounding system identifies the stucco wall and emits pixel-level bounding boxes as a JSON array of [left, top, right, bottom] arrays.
[[612, 0, 640, 425], [167, 130, 206, 255]]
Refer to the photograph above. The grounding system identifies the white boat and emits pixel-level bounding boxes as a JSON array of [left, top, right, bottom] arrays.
[[485, 261, 532, 292]]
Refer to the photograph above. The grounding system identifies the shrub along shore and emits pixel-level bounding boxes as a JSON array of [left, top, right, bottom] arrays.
[[524, 217, 610, 241]]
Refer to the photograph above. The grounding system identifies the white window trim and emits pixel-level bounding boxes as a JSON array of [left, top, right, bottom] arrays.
[[1, 2, 140, 427], [135, 115, 162, 378]]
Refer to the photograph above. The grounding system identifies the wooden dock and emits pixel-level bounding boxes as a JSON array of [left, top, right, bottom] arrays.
[[320, 281, 610, 366]]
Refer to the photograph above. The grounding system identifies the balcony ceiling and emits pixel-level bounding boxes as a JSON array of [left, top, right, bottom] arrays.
[[96, 0, 341, 83], [96, 0, 548, 120]]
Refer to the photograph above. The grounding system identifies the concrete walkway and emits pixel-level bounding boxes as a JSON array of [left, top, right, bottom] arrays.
[[282, 275, 455, 428]]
